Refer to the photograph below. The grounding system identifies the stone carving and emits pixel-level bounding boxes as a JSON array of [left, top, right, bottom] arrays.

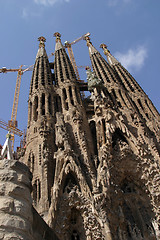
[[17, 34, 160, 240], [86, 67, 103, 91]]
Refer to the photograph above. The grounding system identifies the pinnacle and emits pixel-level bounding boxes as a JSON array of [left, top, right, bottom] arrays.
[[84, 36, 98, 55], [36, 36, 48, 59], [100, 43, 119, 66], [54, 32, 64, 51]]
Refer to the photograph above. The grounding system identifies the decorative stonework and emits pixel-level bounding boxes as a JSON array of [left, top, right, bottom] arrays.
[[19, 34, 160, 239]]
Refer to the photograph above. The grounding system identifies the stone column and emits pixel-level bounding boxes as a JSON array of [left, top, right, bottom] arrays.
[[0, 159, 34, 240]]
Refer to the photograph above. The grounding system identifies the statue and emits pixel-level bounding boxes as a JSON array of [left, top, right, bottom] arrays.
[[86, 67, 103, 91]]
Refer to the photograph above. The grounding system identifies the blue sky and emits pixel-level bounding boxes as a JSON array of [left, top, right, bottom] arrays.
[[0, 0, 159, 149]]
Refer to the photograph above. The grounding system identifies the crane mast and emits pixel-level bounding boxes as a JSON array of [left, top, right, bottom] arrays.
[[9, 65, 23, 150]]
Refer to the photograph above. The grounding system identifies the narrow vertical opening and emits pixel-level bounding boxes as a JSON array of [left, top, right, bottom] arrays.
[[89, 121, 98, 155], [33, 181, 37, 204], [35, 60, 39, 89], [46, 60, 51, 85], [38, 180, 41, 200], [96, 56, 110, 83], [41, 93, 45, 115], [48, 94, 52, 115], [102, 119, 106, 144], [32, 154, 34, 172], [138, 99, 144, 110], [29, 101, 32, 123], [41, 58, 45, 86], [145, 99, 155, 117], [58, 50, 64, 82], [63, 88, 69, 110], [34, 96, 38, 121], [138, 98, 149, 119], [61, 50, 70, 79], [54, 96, 62, 113], [69, 86, 74, 105]]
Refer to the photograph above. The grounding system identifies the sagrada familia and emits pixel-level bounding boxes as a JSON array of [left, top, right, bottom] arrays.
[[0, 32, 160, 240]]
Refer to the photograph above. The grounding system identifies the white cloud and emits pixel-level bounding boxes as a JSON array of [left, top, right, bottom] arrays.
[[34, 0, 70, 6], [115, 46, 147, 71]]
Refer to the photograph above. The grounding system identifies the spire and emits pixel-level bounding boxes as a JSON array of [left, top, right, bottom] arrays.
[[100, 44, 160, 120], [53, 32, 77, 84], [100, 44, 119, 66], [84, 36, 118, 85], [84, 36, 98, 55], [30, 36, 53, 94], [54, 32, 64, 51], [36, 36, 47, 59]]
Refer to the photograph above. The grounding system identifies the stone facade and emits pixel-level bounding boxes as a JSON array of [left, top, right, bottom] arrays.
[[20, 33, 160, 239]]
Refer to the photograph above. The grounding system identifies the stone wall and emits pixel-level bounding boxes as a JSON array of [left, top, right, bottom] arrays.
[[0, 159, 59, 240]]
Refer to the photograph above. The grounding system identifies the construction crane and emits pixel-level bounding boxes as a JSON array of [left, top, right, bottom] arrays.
[[0, 40, 84, 150], [64, 32, 90, 82], [0, 65, 33, 150], [0, 51, 55, 151], [0, 119, 23, 137]]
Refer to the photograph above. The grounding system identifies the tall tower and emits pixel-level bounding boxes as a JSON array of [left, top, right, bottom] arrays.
[[83, 36, 160, 239], [23, 37, 56, 218], [22, 33, 160, 240]]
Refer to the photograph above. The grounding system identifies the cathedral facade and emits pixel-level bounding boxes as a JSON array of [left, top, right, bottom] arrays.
[[21, 33, 160, 240]]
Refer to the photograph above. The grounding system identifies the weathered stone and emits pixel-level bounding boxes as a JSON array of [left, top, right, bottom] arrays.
[[17, 34, 160, 239]]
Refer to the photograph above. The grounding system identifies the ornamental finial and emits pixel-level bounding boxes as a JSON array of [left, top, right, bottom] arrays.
[[100, 43, 110, 55], [38, 36, 46, 48], [54, 32, 61, 42], [84, 36, 92, 46]]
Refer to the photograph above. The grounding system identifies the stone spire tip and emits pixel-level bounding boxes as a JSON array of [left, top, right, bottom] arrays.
[[84, 36, 98, 55], [54, 32, 64, 51], [54, 32, 61, 42], [84, 36, 92, 46], [100, 43, 110, 55], [100, 43, 119, 66], [38, 36, 46, 48]]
